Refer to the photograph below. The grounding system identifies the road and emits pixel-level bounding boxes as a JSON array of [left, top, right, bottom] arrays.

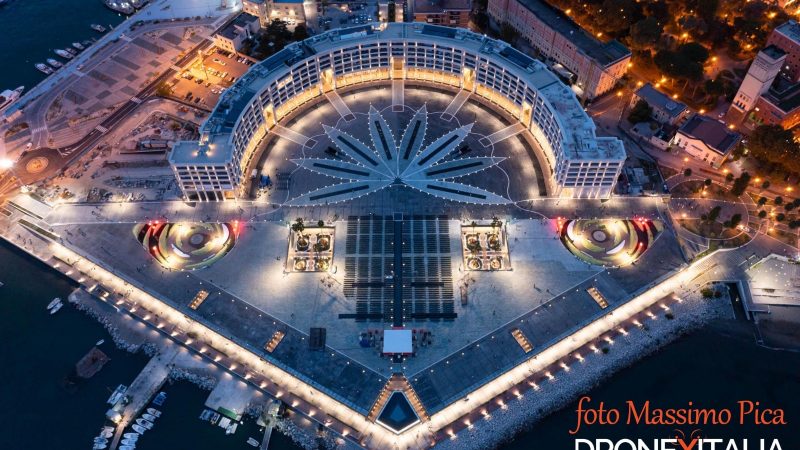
[[12, 22, 219, 185]]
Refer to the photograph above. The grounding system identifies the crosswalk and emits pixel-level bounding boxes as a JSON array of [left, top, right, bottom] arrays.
[[95, 125, 109, 133], [130, 96, 143, 104]]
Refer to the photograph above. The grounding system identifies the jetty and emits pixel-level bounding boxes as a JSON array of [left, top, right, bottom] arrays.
[[108, 344, 179, 450]]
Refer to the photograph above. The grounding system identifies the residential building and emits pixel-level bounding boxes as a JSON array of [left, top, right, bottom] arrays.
[[671, 115, 741, 168], [412, 0, 471, 28], [171, 23, 626, 201], [242, 0, 269, 27], [487, 0, 631, 100], [379, 1, 405, 23], [728, 45, 786, 120], [766, 20, 800, 80], [268, 0, 309, 24], [630, 83, 690, 125], [751, 75, 800, 129], [213, 13, 260, 54]]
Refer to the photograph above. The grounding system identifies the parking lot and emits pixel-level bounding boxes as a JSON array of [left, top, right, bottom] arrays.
[[165, 47, 254, 110]]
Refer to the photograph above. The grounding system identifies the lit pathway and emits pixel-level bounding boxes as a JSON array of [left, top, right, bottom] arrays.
[[324, 91, 356, 122], [270, 125, 315, 148], [392, 80, 404, 112], [441, 90, 471, 122], [479, 123, 527, 147]]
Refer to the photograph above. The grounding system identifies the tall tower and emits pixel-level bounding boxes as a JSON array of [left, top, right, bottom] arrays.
[[730, 45, 786, 115]]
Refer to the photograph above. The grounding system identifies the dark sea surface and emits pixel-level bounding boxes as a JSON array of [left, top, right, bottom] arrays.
[[0, 0, 124, 91]]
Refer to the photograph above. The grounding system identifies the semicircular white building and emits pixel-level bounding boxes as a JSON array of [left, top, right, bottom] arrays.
[[169, 22, 625, 202]]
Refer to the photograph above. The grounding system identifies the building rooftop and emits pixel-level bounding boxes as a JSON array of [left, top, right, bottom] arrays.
[[218, 12, 259, 40], [413, 0, 471, 13], [678, 115, 741, 155], [634, 83, 689, 119], [515, 0, 630, 66], [761, 44, 787, 61], [762, 75, 800, 113], [176, 23, 624, 168], [774, 20, 800, 44]]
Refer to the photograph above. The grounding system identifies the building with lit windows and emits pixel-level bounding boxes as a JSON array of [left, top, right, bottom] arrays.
[[412, 0, 471, 28], [486, 0, 631, 100], [212, 13, 260, 54], [170, 23, 625, 202]]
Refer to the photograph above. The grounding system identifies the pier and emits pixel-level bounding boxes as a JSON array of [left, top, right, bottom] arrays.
[[108, 344, 179, 450]]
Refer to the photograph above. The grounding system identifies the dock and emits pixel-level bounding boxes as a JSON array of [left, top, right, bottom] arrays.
[[108, 344, 180, 450]]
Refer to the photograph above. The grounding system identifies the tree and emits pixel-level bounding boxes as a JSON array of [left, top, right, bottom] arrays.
[[730, 172, 751, 196], [729, 213, 742, 228], [629, 17, 663, 50], [758, 210, 767, 219], [775, 196, 784, 205], [758, 196, 768, 206], [704, 178, 713, 186], [627, 100, 653, 124], [776, 213, 786, 222], [708, 206, 721, 222], [725, 173, 734, 183], [762, 180, 771, 189], [156, 83, 172, 97], [748, 125, 800, 172], [684, 168, 692, 177], [594, 0, 640, 35], [292, 24, 309, 41]]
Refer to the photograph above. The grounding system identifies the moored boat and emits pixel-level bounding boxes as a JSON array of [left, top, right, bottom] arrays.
[[46, 297, 62, 310], [55, 49, 74, 59], [72, 42, 85, 51], [46, 58, 63, 69], [91, 24, 107, 32], [131, 424, 147, 434], [49, 302, 63, 314], [35, 63, 54, 75], [142, 413, 157, 422], [146, 407, 161, 417], [135, 418, 153, 430], [0, 86, 23, 112]]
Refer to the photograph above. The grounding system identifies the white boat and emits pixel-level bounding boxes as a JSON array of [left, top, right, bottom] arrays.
[[47, 58, 63, 69], [122, 435, 138, 442], [35, 63, 54, 75], [46, 297, 62, 310], [120, 446, 135, 450], [72, 42, 85, 51], [96, 339, 105, 346], [131, 424, 147, 434], [247, 437, 260, 447], [123, 433, 139, 439], [91, 24, 107, 32], [49, 302, 63, 314], [55, 49, 74, 59], [121, 438, 137, 446], [142, 413, 157, 422], [93, 444, 107, 450], [135, 418, 153, 430], [93, 438, 108, 445], [146, 408, 161, 417], [100, 427, 114, 438], [0, 86, 23, 112], [65, 47, 77, 55]]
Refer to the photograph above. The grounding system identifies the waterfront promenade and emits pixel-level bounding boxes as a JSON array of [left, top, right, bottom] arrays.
[[1, 193, 792, 449]]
